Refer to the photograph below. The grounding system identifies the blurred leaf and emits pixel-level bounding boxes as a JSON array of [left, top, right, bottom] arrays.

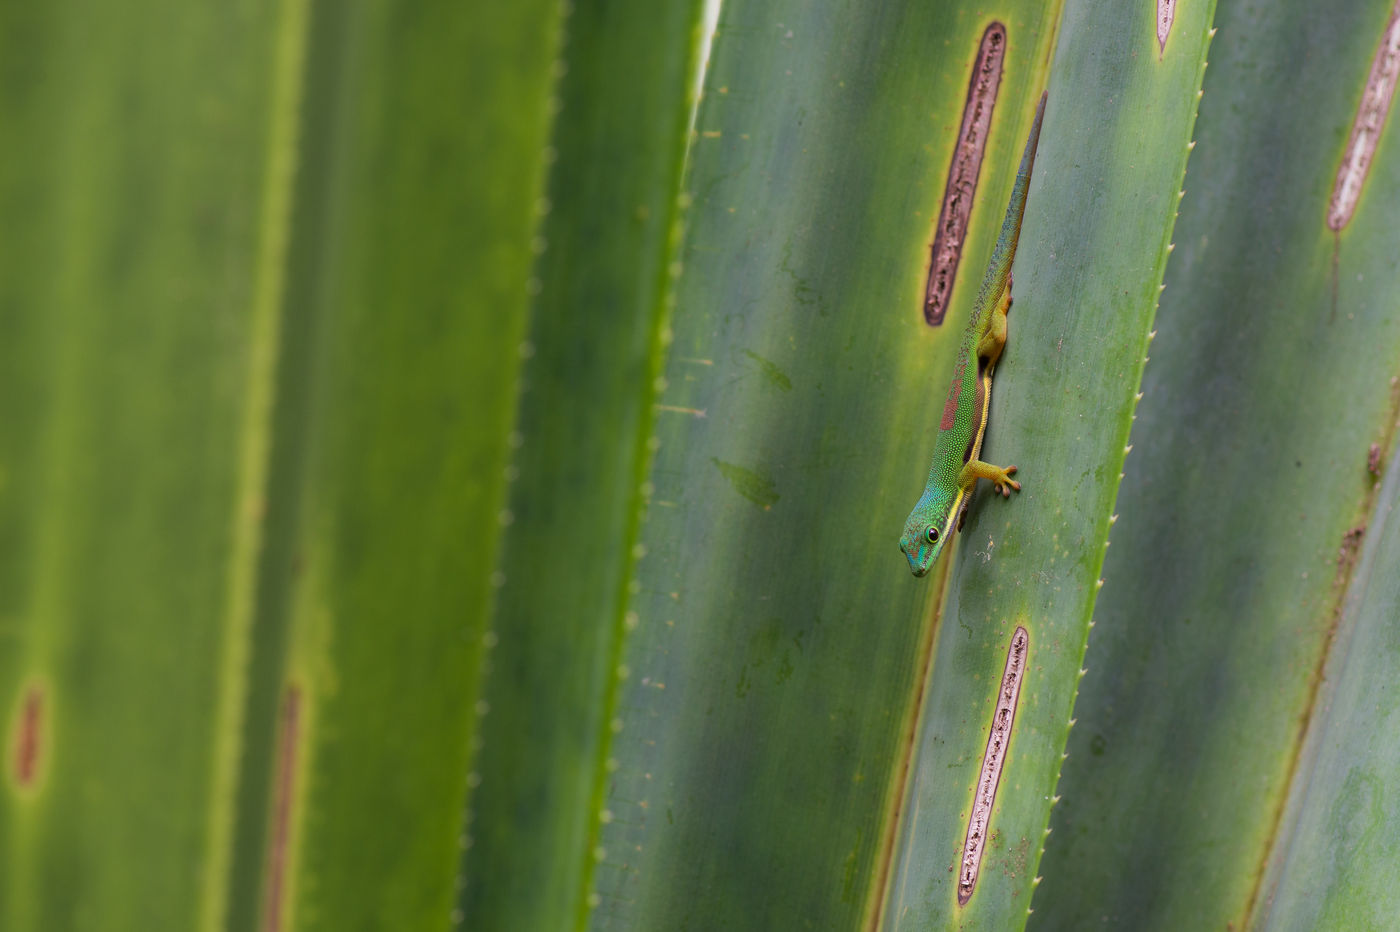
[[226, 1, 566, 929], [0, 2, 304, 927], [0, 0, 561, 928]]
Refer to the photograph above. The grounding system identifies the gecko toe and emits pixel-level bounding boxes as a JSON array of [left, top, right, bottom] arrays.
[[995, 474, 1021, 497]]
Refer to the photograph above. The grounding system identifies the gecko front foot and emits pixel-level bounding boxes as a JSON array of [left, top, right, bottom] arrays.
[[992, 465, 1021, 498], [961, 460, 1022, 498]]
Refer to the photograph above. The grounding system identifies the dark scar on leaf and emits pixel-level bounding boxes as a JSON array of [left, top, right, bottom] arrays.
[[925, 22, 1006, 327]]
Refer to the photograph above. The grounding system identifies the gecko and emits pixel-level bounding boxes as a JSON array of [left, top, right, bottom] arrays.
[[900, 91, 1047, 577]]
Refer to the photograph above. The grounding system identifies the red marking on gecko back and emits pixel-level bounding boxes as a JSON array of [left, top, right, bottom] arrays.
[[940, 384, 961, 429], [940, 355, 969, 429]]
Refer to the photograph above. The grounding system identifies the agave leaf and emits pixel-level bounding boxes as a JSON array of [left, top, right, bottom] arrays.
[[883, 0, 1215, 927], [1252, 439, 1400, 926], [1037, 0, 1400, 927], [0, 2, 306, 927], [14, 0, 1399, 927], [224, 3, 568, 929], [1, 0, 562, 928], [459, 1, 704, 929], [586, 2, 1064, 928]]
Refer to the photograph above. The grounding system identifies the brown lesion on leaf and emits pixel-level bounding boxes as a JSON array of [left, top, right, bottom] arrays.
[[262, 686, 303, 932], [1327, 1, 1400, 231], [1000, 834, 1032, 885], [925, 22, 1006, 326], [10, 684, 44, 791], [1338, 524, 1368, 573], [1157, 0, 1176, 57], [957, 625, 1028, 907], [1368, 442, 1384, 477]]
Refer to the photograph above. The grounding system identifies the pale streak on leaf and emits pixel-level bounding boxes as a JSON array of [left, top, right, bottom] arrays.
[[1158, 0, 1176, 56], [958, 626, 1029, 907], [1328, 0, 1400, 231]]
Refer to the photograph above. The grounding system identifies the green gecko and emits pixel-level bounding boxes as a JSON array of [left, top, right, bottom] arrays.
[[900, 91, 1047, 577]]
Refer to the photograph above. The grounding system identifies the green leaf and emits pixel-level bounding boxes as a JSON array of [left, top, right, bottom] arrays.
[[1254, 435, 1400, 928], [884, 1, 1215, 927], [459, 0, 704, 929], [587, 2, 1068, 928], [1036, 0, 1400, 927], [14, 0, 1400, 927], [231, 3, 565, 928], [0, 2, 307, 927], [0, 0, 560, 928]]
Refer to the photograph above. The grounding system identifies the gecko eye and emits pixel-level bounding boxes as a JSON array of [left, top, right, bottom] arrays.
[[926, 527, 939, 544]]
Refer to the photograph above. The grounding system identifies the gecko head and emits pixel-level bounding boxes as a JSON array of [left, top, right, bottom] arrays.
[[899, 488, 958, 578]]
